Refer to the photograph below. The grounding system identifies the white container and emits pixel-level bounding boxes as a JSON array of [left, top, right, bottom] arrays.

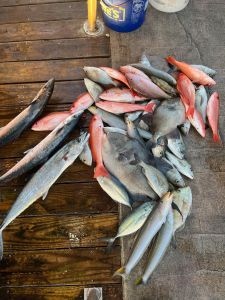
[[149, 0, 189, 13]]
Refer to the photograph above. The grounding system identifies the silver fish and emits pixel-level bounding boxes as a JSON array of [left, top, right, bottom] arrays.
[[195, 85, 208, 123], [136, 207, 174, 285], [162, 158, 185, 187], [104, 127, 127, 135], [0, 78, 54, 147], [146, 137, 167, 158], [114, 192, 173, 276], [125, 111, 143, 122], [191, 64, 217, 77], [179, 120, 191, 136], [105, 202, 155, 248], [152, 99, 185, 141], [150, 76, 177, 96], [83, 67, 116, 86], [79, 139, 92, 166], [165, 151, 194, 179], [125, 117, 145, 147], [167, 129, 185, 159], [0, 112, 82, 183], [172, 186, 192, 234], [84, 78, 104, 102], [139, 161, 169, 197], [131, 63, 177, 86], [0, 132, 89, 259], [97, 175, 131, 207]]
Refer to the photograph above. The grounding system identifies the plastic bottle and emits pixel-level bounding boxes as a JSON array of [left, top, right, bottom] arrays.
[[100, 0, 149, 32], [149, 0, 189, 13]]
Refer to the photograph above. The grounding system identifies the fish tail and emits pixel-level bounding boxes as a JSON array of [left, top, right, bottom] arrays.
[[135, 277, 143, 286], [94, 164, 110, 178], [144, 102, 156, 113], [213, 133, 221, 143], [0, 230, 3, 260], [113, 266, 126, 278], [102, 237, 116, 253], [166, 56, 177, 66]]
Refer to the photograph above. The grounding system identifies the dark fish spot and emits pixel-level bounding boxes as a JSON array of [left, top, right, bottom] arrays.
[[63, 155, 68, 161]]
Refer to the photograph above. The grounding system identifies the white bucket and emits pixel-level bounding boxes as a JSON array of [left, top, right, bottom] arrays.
[[149, 0, 189, 13]]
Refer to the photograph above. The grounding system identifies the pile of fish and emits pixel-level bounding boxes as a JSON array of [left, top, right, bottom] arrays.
[[0, 54, 220, 285]]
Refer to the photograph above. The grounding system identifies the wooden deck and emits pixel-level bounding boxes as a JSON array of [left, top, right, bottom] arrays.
[[0, 1, 122, 299]]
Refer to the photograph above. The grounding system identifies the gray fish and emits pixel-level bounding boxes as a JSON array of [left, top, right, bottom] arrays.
[[97, 175, 131, 207], [131, 63, 177, 86], [150, 76, 177, 96], [146, 137, 167, 158], [83, 67, 116, 86], [84, 78, 104, 102], [125, 111, 143, 122], [191, 64, 217, 77], [114, 192, 173, 276], [179, 120, 191, 136], [136, 207, 173, 285], [79, 139, 92, 166], [195, 85, 208, 123], [105, 202, 156, 248], [162, 158, 185, 187], [104, 127, 127, 135], [88, 106, 152, 140], [165, 151, 194, 179], [0, 78, 54, 147], [152, 99, 185, 141], [167, 129, 185, 159], [102, 132, 158, 201], [0, 132, 89, 259], [173, 186, 192, 234], [139, 161, 169, 197], [0, 112, 82, 183], [125, 117, 145, 147]]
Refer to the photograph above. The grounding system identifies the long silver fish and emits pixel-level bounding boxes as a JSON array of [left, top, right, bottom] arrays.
[[136, 207, 174, 285], [167, 129, 185, 159], [104, 202, 156, 248], [0, 78, 54, 147], [162, 158, 185, 187], [0, 112, 82, 183], [84, 78, 104, 102], [139, 161, 169, 197], [172, 186, 192, 234], [195, 85, 208, 123], [0, 132, 89, 259], [114, 192, 173, 277], [191, 65, 217, 77], [79, 138, 92, 166], [104, 127, 127, 135], [97, 175, 131, 207], [83, 67, 115, 86], [165, 151, 194, 179]]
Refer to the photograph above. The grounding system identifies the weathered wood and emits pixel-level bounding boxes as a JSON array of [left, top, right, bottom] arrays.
[[0, 0, 81, 7], [0, 37, 110, 62], [1, 213, 118, 251], [0, 2, 87, 25], [0, 284, 122, 300], [0, 247, 121, 286], [0, 57, 110, 84], [0, 182, 118, 216]]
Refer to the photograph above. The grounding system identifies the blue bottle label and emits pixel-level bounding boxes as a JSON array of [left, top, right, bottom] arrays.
[[100, 0, 126, 22]]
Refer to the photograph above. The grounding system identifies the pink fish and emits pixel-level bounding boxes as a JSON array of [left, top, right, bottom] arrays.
[[207, 92, 220, 143], [177, 73, 195, 118], [120, 65, 150, 80], [183, 102, 205, 137], [89, 115, 109, 178], [31, 111, 71, 131], [100, 87, 147, 102], [96, 101, 156, 114], [166, 56, 216, 86], [70, 92, 94, 114], [100, 67, 131, 89]]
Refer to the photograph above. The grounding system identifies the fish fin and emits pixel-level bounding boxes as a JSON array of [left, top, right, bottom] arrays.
[[135, 277, 143, 286], [113, 267, 126, 278], [23, 147, 33, 155], [144, 102, 155, 113], [94, 165, 110, 178], [166, 56, 176, 66], [42, 190, 49, 200], [0, 230, 3, 260], [213, 133, 221, 143], [172, 202, 183, 221], [101, 237, 116, 253]]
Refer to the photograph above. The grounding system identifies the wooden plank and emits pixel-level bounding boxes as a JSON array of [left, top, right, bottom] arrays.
[[0, 57, 110, 84], [0, 37, 110, 62], [0, 19, 90, 42], [0, 284, 122, 300], [1, 213, 118, 251], [0, 182, 118, 216], [0, 2, 87, 25], [0, 0, 80, 7], [0, 247, 121, 285]]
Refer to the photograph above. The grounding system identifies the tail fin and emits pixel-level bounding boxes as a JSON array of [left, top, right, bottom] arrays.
[[144, 102, 156, 113], [135, 277, 143, 286], [213, 133, 221, 143], [0, 230, 3, 260], [113, 267, 126, 278], [94, 164, 109, 178], [166, 56, 177, 66], [101, 237, 116, 253]]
